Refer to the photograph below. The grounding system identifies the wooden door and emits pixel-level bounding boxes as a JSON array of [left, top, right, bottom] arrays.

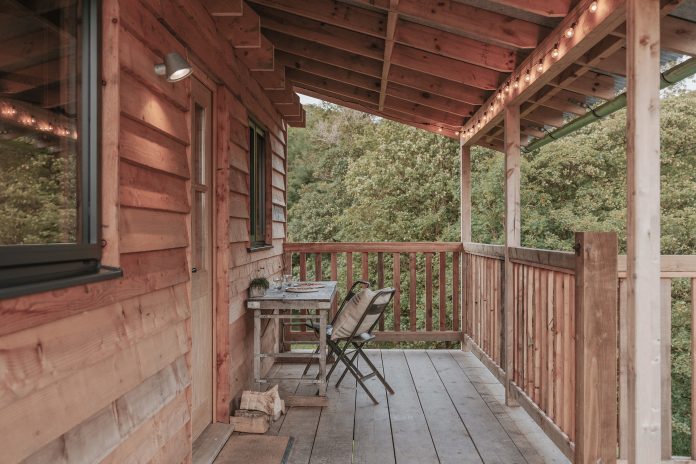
[[191, 77, 214, 440]]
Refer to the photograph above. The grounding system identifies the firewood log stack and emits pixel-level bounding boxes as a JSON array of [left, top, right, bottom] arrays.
[[230, 385, 286, 433]]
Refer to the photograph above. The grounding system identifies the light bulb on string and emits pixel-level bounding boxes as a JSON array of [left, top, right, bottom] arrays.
[[536, 59, 544, 73], [589, 1, 598, 13], [551, 44, 560, 59], [524, 70, 531, 83], [565, 23, 576, 39], [513, 78, 519, 89]]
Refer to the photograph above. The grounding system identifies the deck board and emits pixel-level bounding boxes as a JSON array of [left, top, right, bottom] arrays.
[[404, 350, 482, 464], [353, 351, 396, 464], [266, 349, 570, 464]]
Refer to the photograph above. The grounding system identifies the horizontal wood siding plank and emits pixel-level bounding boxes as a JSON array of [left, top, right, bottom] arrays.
[[119, 160, 189, 213], [0, 321, 189, 462], [119, 116, 189, 179], [120, 73, 189, 145], [119, 207, 188, 254]]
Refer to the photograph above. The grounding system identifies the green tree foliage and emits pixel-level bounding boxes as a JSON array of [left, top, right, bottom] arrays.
[[289, 92, 696, 454]]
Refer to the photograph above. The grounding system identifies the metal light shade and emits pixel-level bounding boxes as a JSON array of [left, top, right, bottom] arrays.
[[154, 52, 192, 82]]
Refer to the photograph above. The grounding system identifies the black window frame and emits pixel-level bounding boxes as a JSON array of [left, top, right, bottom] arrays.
[[0, 0, 122, 300], [248, 119, 269, 249]]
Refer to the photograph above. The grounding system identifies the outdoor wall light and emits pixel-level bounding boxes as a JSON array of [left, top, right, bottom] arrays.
[[154, 52, 193, 82]]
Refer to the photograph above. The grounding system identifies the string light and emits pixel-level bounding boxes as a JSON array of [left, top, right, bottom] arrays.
[[505, 82, 510, 93], [513, 77, 519, 89], [496, 92, 502, 100], [536, 59, 544, 73], [438, 126, 443, 132], [551, 44, 560, 59], [524, 70, 531, 83], [589, 0, 598, 13], [565, 23, 576, 39]]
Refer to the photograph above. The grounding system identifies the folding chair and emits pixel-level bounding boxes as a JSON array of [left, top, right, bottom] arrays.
[[324, 287, 396, 404], [301, 280, 370, 377]]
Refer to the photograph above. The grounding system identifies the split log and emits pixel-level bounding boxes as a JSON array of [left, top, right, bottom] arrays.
[[230, 410, 270, 434], [239, 385, 283, 420]]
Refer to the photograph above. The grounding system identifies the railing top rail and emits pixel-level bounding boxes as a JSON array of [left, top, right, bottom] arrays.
[[617, 254, 696, 277], [508, 246, 576, 272], [284, 242, 464, 253], [463, 242, 505, 259]]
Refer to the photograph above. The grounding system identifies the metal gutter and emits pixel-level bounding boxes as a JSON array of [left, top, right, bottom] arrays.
[[522, 57, 696, 153]]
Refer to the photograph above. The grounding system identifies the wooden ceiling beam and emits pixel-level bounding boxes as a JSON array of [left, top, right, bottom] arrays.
[[522, 105, 566, 127], [661, 15, 696, 56], [286, 107, 306, 127], [255, 4, 385, 60], [215, 7, 261, 48], [266, 30, 383, 77], [551, 71, 616, 100], [378, 0, 399, 110], [388, 65, 488, 106], [384, 95, 466, 127], [276, 52, 381, 93], [394, 20, 519, 73], [0, 57, 67, 94], [265, 86, 296, 104], [397, 0, 549, 49], [463, 0, 627, 145], [483, 0, 572, 17], [287, 68, 380, 105], [391, 44, 502, 91], [247, 0, 386, 37], [295, 86, 460, 138], [385, 82, 476, 116], [202, 0, 243, 16], [235, 34, 275, 70], [276, 94, 302, 117], [251, 66, 285, 90]]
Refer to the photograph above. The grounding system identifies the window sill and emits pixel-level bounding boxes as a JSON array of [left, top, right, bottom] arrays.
[[247, 244, 274, 253], [0, 266, 123, 300]]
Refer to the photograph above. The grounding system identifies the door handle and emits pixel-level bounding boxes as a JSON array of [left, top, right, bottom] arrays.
[[192, 267, 198, 273]]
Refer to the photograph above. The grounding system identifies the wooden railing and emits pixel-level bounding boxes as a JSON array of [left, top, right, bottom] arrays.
[[617, 256, 696, 461], [464, 235, 617, 461], [465, 239, 696, 462], [283, 242, 463, 345]]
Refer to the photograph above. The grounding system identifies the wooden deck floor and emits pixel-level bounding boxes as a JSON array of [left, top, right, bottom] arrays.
[[265, 349, 570, 464]]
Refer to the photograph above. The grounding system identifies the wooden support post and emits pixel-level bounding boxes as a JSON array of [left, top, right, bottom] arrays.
[[461, 144, 471, 349], [461, 145, 472, 243], [504, 105, 521, 406], [574, 232, 618, 464], [626, 0, 662, 461]]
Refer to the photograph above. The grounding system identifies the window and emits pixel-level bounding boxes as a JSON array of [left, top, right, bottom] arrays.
[[0, 1, 120, 298], [249, 120, 268, 248]]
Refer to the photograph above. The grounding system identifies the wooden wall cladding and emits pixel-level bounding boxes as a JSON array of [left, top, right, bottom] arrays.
[[0, 0, 288, 461]]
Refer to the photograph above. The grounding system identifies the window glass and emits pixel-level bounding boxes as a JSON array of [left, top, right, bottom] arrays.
[[0, 2, 83, 245], [249, 121, 266, 246]]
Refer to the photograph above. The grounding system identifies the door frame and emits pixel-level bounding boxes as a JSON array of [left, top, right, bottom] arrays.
[[189, 69, 219, 434]]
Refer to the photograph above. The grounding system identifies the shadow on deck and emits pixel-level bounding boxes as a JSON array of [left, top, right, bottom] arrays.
[[265, 349, 569, 464]]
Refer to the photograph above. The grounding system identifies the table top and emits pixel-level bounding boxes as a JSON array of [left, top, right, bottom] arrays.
[[247, 281, 337, 310]]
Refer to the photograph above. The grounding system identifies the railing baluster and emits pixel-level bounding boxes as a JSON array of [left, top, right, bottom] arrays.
[[453, 251, 460, 334], [409, 252, 417, 332], [425, 253, 433, 332], [534, 267, 542, 405], [439, 252, 446, 332], [546, 270, 554, 418], [563, 274, 572, 437], [691, 278, 696, 460], [377, 252, 385, 330], [346, 252, 353, 289], [330, 253, 337, 318], [539, 269, 548, 413], [361, 252, 369, 282], [660, 278, 672, 460], [554, 271, 564, 431], [393, 253, 401, 332], [299, 253, 307, 333]]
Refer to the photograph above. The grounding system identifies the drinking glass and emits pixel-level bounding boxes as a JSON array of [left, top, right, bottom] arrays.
[[272, 276, 282, 290]]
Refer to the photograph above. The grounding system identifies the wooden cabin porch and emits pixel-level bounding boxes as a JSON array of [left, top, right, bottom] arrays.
[[266, 349, 568, 464]]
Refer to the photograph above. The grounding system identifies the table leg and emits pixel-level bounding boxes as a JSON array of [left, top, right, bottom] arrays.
[[319, 309, 327, 396], [253, 308, 261, 390]]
